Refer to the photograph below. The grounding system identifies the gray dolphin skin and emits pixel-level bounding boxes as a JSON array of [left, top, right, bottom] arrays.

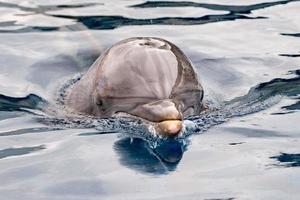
[[65, 37, 204, 137]]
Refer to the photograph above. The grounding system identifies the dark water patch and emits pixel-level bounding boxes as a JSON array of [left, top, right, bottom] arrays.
[[229, 72, 300, 106], [114, 137, 184, 174], [279, 53, 300, 57], [0, 127, 62, 137], [131, 0, 299, 14], [0, 145, 45, 159], [251, 76, 300, 97], [270, 153, 300, 167], [0, 93, 47, 112], [281, 33, 300, 37], [0, 14, 264, 33], [0, 1, 100, 14], [229, 142, 245, 145], [42, 13, 264, 29], [153, 139, 186, 163]]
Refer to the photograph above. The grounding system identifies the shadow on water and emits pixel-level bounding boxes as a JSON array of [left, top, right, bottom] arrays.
[[113, 137, 186, 174], [270, 153, 300, 167], [1, 0, 299, 33], [0, 145, 45, 159]]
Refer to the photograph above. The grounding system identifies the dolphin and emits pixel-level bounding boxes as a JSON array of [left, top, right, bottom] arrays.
[[65, 37, 204, 137]]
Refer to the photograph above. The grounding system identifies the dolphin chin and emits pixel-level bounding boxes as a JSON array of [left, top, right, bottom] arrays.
[[64, 37, 204, 137]]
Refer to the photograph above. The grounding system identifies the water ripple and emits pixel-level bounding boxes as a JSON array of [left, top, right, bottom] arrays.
[[131, 0, 299, 14], [0, 14, 264, 33]]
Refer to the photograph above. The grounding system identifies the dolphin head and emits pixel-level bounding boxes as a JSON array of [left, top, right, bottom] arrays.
[[66, 37, 203, 137], [92, 37, 203, 137]]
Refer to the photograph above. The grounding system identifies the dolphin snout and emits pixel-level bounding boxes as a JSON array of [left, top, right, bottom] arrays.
[[156, 120, 182, 137], [130, 99, 183, 137]]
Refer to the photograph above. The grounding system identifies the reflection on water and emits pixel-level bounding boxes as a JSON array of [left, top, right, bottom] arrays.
[[114, 137, 184, 174]]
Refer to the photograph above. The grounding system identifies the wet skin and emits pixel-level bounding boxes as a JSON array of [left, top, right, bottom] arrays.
[[65, 37, 204, 137]]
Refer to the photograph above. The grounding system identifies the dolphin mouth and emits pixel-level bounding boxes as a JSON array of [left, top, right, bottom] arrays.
[[155, 120, 182, 137], [113, 112, 183, 137]]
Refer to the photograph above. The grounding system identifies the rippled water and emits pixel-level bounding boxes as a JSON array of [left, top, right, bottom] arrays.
[[0, 0, 300, 199]]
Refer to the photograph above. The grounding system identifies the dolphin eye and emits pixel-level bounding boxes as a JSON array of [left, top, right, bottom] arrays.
[[97, 99, 103, 106], [96, 98, 105, 110]]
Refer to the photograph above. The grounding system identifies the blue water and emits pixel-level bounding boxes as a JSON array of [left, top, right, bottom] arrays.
[[0, 0, 300, 199]]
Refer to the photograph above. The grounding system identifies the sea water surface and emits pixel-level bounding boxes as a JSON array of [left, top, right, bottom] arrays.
[[0, 0, 300, 199]]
